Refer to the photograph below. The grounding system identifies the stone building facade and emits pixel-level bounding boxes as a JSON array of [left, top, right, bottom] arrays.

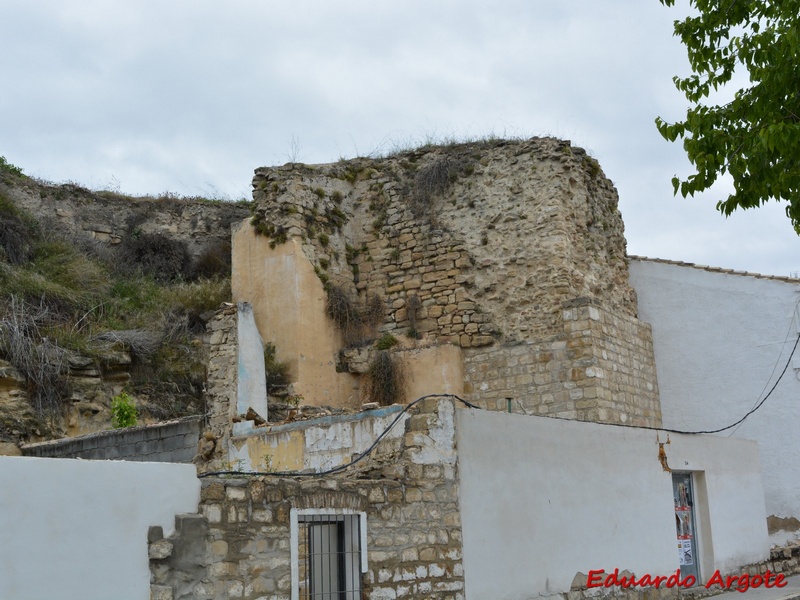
[[168, 140, 776, 600], [151, 397, 466, 600]]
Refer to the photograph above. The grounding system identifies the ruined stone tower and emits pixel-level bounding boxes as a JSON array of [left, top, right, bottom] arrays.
[[232, 138, 661, 427]]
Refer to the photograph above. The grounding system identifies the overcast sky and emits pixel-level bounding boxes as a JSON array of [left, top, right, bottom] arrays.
[[1, 0, 798, 277]]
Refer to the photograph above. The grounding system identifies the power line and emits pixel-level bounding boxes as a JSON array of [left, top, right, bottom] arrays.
[[201, 331, 800, 478]]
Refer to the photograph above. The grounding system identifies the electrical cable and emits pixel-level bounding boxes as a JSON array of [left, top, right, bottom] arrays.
[[727, 299, 800, 437], [674, 332, 800, 435], [201, 329, 799, 479], [198, 394, 478, 479]]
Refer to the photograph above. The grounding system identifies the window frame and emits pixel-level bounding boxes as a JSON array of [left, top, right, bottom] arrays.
[[290, 507, 368, 600]]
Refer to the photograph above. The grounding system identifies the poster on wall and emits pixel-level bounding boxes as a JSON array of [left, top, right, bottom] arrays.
[[676, 511, 693, 538], [681, 539, 693, 565]]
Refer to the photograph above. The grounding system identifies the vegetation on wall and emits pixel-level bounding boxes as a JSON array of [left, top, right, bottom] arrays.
[[250, 212, 288, 249], [263, 342, 291, 393], [365, 350, 404, 406], [324, 284, 363, 345], [406, 294, 422, 339]]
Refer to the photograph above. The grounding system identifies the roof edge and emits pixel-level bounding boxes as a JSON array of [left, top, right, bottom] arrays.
[[627, 255, 800, 284]]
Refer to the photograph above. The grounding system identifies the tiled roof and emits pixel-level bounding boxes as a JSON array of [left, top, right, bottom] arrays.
[[627, 255, 800, 284]]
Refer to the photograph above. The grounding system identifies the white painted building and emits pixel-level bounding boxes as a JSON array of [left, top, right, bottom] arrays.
[[456, 408, 769, 599], [0, 456, 199, 600], [630, 257, 800, 546]]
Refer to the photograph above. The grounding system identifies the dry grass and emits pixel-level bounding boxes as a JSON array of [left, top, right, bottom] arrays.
[[365, 350, 405, 406], [0, 297, 70, 418]]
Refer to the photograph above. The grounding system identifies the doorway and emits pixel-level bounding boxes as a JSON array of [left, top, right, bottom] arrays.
[[672, 472, 699, 583]]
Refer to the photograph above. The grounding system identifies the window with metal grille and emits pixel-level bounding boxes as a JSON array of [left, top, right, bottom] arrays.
[[293, 511, 365, 600]]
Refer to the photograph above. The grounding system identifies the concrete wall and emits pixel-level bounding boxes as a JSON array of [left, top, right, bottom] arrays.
[[629, 258, 800, 545], [21, 416, 201, 462], [455, 408, 769, 600], [0, 456, 199, 600]]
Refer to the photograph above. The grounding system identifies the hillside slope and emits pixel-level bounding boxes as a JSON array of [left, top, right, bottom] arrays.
[[0, 157, 249, 445]]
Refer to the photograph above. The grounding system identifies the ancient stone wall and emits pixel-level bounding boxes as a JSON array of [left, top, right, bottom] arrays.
[[150, 398, 466, 600], [242, 138, 660, 425], [463, 300, 661, 427], [204, 304, 238, 467]]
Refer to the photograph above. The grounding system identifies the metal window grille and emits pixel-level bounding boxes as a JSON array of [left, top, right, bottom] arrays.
[[298, 514, 362, 600]]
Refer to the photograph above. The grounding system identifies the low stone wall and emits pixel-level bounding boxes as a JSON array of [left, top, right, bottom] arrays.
[[21, 416, 202, 462]]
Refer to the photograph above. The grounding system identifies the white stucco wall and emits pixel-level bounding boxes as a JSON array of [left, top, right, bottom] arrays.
[[237, 302, 268, 420], [455, 408, 769, 600], [629, 259, 800, 544], [0, 456, 200, 600]]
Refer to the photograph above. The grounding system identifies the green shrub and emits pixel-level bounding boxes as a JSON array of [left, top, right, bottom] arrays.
[[376, 333, 398, 350], [0, 193, 37, 265], [0, 156, 24, 177], [264, 342, 291, 392], [111, 392, 138, 428]]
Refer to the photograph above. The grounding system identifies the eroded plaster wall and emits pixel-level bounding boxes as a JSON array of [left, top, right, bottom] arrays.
[[0, 456, 199, 600], [236, 303, 268, 420], [227, 404, 408, 473], [629, 258, 800, 545], [232, 225, 359, 408], [455, 408, 770, 599]]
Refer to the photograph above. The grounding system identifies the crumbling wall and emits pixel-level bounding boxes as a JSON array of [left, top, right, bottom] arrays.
[[150, 397, 467, 600], [240, 138, 660, 425], [204, 304, 238, 467]]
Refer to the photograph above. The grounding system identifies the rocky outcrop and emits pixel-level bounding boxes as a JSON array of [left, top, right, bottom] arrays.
[[0, 177, 250, 268]]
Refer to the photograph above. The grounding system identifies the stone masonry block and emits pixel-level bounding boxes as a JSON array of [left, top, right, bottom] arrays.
[[150, 585, 173, 600]]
